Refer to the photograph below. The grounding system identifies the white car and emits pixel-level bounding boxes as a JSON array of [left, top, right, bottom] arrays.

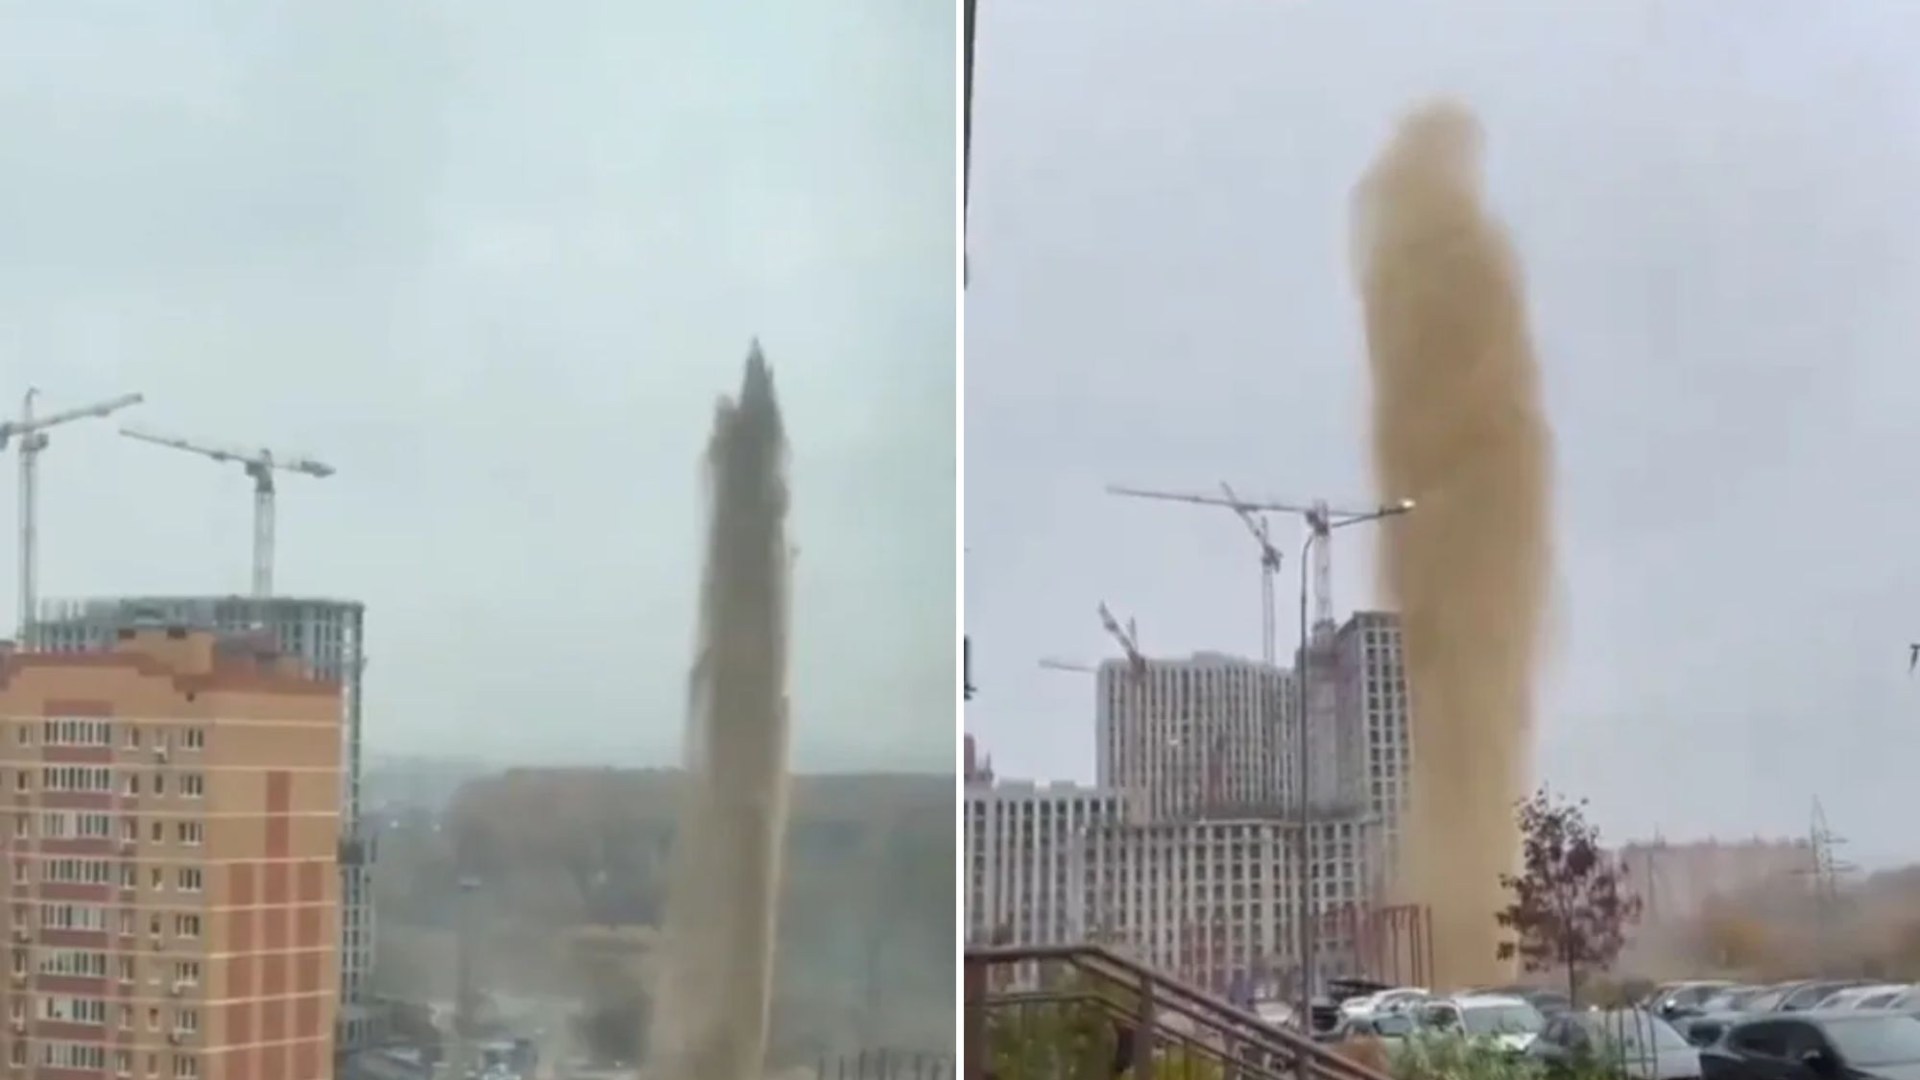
[[1341, 987, 1431, 1019], [1418, 994, 1548, 1053]]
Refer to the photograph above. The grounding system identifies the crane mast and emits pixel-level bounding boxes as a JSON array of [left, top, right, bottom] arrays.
[[0, 389, 145, 641], [118, 426, 335, 599]]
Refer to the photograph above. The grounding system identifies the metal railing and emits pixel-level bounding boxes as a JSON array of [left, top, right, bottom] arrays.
[[818, 1049, 954, 1079], [964, 944, 1394, 1080]]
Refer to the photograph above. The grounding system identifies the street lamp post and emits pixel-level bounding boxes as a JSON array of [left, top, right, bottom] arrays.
[[1293, 499, 1414, 1043]]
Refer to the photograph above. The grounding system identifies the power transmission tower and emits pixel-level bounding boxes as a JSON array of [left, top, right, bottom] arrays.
[[1800, 799, 1855, 971]]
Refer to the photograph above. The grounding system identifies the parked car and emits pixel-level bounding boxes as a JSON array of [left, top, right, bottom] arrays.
[[1340, 987, 1431, 1020], [1529, 1009, 1703, 1080], [1748, 980, 1872, 1013], [1697, 987, 1768, 1015], [1326, 1012, 1419, 1045], [1649, 982, 1739, 1023], [1701, 1010, 1920, 1080], [1475, 984, 1574, 1019], [1417, 995, 1548, 1053], [1679, 1011, 1753, 1050], [1816, 984, 1913, 1011]]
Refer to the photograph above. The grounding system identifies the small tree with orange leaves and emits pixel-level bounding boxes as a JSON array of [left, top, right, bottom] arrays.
[[1495, 788, 1643, 1005]]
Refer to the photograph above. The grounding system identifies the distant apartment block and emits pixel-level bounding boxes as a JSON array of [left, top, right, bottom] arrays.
[[28, 596, 376, 1053], [1333, 611, 1412, 863], [1095, 653, 1295, 821], [0, 622, 343, 1080], [1617, 836, 1817, 926], [962, 762, 1382, 996], [963, 776, 1123, 946]]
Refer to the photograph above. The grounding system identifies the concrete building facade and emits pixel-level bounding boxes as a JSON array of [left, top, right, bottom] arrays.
[[961, 765, 1383, 996], [0, 623, 342, 1080], [29, 597, 375, 1053], [1333, 611, 1412, 870], [962, 777, 1123, 947], [1095, 654, 1295, 821]]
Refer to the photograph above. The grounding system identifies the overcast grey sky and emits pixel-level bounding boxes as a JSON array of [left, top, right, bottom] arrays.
[[0, 1, 955, 771], [966, 0, 1920, 865]]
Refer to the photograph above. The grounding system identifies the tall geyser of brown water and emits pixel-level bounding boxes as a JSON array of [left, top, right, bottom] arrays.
[[645, 342, 793, 1080], [1353, 102, 1554, 989]]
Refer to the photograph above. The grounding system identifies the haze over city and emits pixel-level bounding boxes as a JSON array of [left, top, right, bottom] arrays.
[[0, 0, 957, 771], [965, 0, 1920, 866]]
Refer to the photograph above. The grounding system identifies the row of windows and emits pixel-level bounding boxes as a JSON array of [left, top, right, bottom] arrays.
[[9, 1041, 200, 1078], [11, 856, 207, 894], [14, 947, 203, 986], [16, 721, 207, 752], [38, 947, 109, 978], [9, 769, 207, 798]]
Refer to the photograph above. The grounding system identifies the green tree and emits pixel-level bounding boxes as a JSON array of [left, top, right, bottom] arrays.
[[1495, 787, 1643, 1005]]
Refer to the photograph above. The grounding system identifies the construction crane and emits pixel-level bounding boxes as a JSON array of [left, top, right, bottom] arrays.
[[1038, 657, 1096, 674], [1098, 601, 1147, 682], [1108, 484, 1402, 633], [0, 389, 145, 641], [119, 427, 335, 598]]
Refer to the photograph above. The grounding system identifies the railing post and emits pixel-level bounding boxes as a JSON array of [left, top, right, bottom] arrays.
[[1133, 969, 1156, 1080], [964, 954, 986, 1080]]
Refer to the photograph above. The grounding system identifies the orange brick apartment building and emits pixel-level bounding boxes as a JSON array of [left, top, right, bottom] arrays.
[[0, 624, 342, 1080]]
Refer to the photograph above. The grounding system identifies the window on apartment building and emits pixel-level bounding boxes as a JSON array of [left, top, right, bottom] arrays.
[[11, 816, 25, 840], [181, 774, 203, 798], [152, 774, 166, 797], [118, 865, 137, 890], [15, 771, 28, 793], [124, 727, 140, 750], [173, 961, 199, 986], [173, 1054, 199, 1079], [172, 914, 200, 939], [6, 1044, 20, 1068], [120, 817, 137, 842], [176, 823, 201, 847], [180, 729, 204, 751], [117, 957, 134, 983], [122, 774, 139, 797], [13, 725, 26, 746], [119, 1005, 133, 1030], [149, 868, 163, 891], [176, 869, 202, 893], [150, 821, 164, 844], [118, 911, 134, 936], [146, 1007, 160, 1031], [114, 1049, 132, 1076], [175, 1009, 198, 1034]]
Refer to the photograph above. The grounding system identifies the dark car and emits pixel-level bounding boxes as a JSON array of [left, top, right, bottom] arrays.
[[1701, 989, 1772, 1015], [1701, 1010, 1920, 1080], [1530, 1009, 1702, 1080], [1653, 983, 1741, 1023], [1683, 1012, 1756, 1050]]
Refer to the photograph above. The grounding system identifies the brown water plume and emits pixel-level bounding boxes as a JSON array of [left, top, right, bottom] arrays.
[[645, 342, 794, 1080], [1353, 102, 1554, 989]]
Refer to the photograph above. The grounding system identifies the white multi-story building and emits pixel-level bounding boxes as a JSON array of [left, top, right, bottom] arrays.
[[1333, 611, 1412, 869], [962, 761, 1384, 997], [963, 777, 1124, 946], [29, 595, 380, 1053], [1078, 814, 1380, 997], [1095, 653, 1295, 821]]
